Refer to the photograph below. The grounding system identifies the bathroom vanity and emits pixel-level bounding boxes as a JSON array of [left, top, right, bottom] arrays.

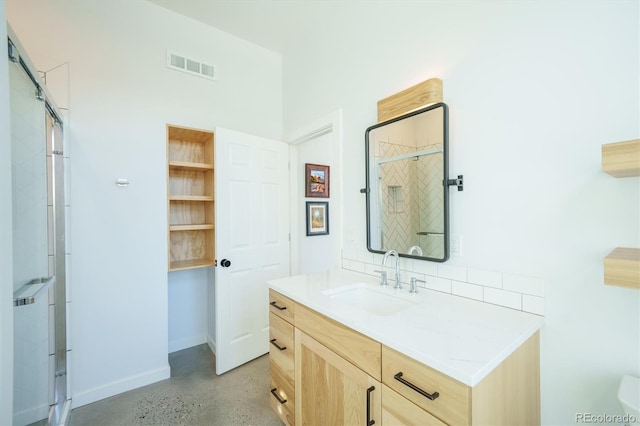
[[268, 269, 543, 425]]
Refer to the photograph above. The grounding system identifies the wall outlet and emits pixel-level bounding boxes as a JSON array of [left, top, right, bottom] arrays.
[[451, 235, 462, 256]]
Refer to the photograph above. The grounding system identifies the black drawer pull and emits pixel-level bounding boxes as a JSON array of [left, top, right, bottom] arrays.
[[366, 385, 376, 425], [270, 301, 287, 310], [270, 388, 287, 404], [270, 338, 287, 351], [394, 372, 440, 401]]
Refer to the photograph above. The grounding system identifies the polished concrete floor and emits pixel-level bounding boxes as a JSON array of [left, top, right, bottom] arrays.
[[70, 345, 282, 426]]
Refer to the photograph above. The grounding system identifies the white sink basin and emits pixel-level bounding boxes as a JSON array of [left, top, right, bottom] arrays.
[[322, 283, 421, 316]]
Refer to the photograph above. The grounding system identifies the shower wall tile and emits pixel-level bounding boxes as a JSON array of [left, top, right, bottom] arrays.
[[65, 254, 72, 303]]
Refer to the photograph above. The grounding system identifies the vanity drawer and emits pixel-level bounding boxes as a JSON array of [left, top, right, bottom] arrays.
[[269, 312, 294, 377], [382, 384, 446, 426], [270, 359, 295, 426], [382, 345, 470, 426], [295, 303, 381, 380], [269, 289, 296, 323]]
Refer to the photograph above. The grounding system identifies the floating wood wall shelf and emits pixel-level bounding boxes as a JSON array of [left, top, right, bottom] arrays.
[[601, 138, 640, 289], [602, 139, 640, 177], [604, 248, 640, 289], [377, 78, 443, 123]]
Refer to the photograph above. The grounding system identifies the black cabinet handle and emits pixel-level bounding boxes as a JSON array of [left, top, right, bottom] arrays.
[[270, 301, 287, 310], [270, 338, 287, 351], [366, 385, 376, 426], [394, 372, 439, 401], [270, 388, 287, 404]]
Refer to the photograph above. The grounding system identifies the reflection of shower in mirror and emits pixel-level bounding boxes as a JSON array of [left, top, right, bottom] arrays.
[[365, 102, 452, 262]]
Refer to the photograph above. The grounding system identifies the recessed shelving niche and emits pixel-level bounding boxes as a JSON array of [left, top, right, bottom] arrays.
[[167, 125, 215, 271]]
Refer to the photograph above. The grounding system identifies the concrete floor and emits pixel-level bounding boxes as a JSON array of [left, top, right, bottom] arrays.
[[69, 345, 282, 426]]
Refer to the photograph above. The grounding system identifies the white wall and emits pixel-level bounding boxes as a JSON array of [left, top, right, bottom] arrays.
[[7, 0, 282, 407], [0, 1, 15, 423], [281, 2, 639, 423]]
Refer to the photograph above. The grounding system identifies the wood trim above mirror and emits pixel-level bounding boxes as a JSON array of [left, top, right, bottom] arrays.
[[377, 78, 443, 123]]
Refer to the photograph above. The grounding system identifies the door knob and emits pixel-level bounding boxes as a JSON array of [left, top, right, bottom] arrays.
[[221, 259, 231, 268]]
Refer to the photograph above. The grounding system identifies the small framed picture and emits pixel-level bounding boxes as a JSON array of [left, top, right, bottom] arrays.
[[305, 163, 330, 198], [306, 201, 329, 236]]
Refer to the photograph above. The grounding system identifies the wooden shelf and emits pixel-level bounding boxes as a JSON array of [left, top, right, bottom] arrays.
[[169, 258, 215, 272], [605, 247, 640, 289], [377, 78, 443, 123], [169, 161, 214, 171], [602, 139, 640, 177], [169, 195, 214, 201], [169, 224, 214, 231], [167, 124, 215, 271]]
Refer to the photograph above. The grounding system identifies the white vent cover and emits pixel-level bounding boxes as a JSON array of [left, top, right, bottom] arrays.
[[166, 51, 216, 80]]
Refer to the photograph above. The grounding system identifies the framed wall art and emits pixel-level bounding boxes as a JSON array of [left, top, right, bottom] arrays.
[[305, 163, 330, 198], [306, 201, 329, 236]]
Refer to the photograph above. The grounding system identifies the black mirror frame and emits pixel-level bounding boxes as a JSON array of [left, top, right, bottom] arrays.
[[364, 102, 450, 262]]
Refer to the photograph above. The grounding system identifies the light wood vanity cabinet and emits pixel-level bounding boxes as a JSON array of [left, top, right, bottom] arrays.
[[296, 329, 381, 425], [268, 289, 540, 426], [268, 290, 296, 426]]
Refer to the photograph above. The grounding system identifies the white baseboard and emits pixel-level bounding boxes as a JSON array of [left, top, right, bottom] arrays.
[[168, 334, 207, 354], [13, 402, 49, 426], [71, 365, 170, 408], [207, 334, 216, 355]]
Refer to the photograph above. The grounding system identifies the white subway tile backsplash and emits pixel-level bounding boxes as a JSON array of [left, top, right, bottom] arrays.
[[344, 259, 366, 274], [340, 248, 544, 315], [484, 288, 522, 310], [452, 280, 483, 301], [467, 267, 502, 289], [411, 259, 438, 276], [523, 295, 545, 315], [342, 248, 358, 261], [503, 274, 545, 297], [356, 250, 374, 264], [437, 264, 467, 281], [424, 275, 452, 293]]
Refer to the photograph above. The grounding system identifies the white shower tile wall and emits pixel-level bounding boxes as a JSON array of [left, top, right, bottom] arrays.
[[342, 248, 545, 316]]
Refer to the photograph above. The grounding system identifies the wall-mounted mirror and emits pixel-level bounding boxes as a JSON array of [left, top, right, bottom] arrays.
[[365, 102, 450, 262]]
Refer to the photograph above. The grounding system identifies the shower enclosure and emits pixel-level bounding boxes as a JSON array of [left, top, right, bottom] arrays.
[[9, 28, 70, 425]]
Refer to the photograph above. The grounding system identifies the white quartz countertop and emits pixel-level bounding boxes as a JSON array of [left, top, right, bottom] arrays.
[[268, 269, 544, 387]]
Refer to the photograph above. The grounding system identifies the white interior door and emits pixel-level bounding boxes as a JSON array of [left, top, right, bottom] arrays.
[[214, 127, 290, 375]]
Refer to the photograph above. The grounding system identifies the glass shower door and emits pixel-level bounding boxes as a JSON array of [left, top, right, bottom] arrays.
[[9, 35, 68, 423], [10, 59, 50, 425]]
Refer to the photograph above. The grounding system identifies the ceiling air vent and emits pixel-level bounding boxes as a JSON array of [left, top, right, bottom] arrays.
[[166, 51, 216, 81]]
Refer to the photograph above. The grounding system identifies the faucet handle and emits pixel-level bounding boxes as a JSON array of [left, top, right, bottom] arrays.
[[374, 270, 388, 286], [409, 277, 425, 293]]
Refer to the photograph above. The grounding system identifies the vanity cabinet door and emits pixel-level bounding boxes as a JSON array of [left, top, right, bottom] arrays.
[[295, 329, 381, 426]]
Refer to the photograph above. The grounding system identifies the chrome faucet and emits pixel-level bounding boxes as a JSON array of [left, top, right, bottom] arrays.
[[382, 250, 402, 289]]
